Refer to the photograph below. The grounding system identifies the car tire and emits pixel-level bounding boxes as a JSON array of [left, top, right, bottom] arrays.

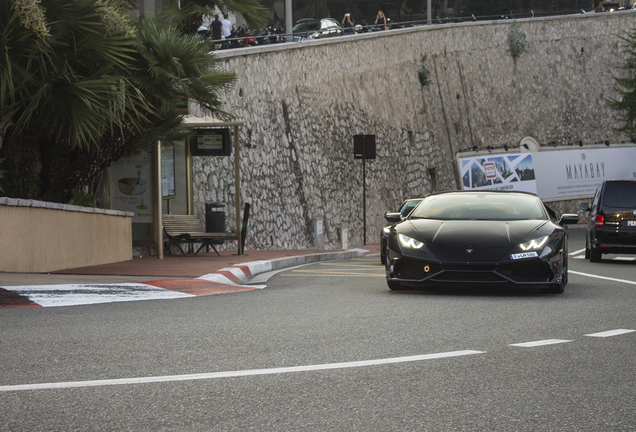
[[546, 255, 567, 294], [590, 246, 602, 263], [387, 280, 405, 290], [585, 236, 590, 259], [380, 253, 386, 265]]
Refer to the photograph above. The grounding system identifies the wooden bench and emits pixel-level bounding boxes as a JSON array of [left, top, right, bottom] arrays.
[[163, 214, 227, 257]]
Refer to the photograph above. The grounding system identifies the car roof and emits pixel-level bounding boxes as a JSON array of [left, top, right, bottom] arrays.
[[426, 190, 540, 198]]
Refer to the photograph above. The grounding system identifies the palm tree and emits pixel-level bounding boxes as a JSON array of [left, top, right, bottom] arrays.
[[159, 0, 271, 35], [1, 0, 138, 152], [0, 0, 237, 202]]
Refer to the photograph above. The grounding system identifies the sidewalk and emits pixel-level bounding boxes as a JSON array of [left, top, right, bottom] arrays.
[[0, 244, 381, 308]]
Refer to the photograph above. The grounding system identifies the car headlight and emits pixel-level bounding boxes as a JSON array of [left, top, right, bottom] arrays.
[[519, 236, 549, 251], [382, 226, 391, 234], [398, 233, 424, 249]]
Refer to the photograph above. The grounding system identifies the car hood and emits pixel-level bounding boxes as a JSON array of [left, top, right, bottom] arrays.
[[403, 219, 553, 262]]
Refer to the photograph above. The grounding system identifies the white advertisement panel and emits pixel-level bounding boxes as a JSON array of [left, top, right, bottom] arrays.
[[109, 152, 154, 223], [459, 153, 538, 194], [458, 146, 636, 199]]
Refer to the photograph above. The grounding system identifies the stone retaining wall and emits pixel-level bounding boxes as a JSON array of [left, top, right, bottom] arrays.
[[191, 12, 635, 250]]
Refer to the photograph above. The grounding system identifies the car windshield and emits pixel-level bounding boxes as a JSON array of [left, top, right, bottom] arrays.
[[399, 200, 421, 217], [409, 193, 547, 221], [293, 22, 319, 31], [603, 181, 636, 208]]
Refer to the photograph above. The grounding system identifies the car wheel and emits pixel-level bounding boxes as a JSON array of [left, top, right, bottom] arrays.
[[590, 246, 602, 263], [545, 254, 567, 294], [380, 253, 386, 265], [387, 280, 405, 290], [585, 236, 590, 259]]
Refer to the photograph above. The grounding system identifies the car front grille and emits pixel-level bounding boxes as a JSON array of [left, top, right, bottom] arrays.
[[392, 257, 554, 283], [497, 260, 554, 282]]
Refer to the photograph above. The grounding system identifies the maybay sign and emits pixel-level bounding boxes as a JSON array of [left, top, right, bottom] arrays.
[[457, 145, 636, 201]]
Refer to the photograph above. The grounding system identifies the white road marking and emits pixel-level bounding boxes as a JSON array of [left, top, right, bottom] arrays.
[[569, 248, 586, 256], [585, 329, 636, 337], [510, 339, 573, 347], [0, 350, 485, 392], [2, 283, 194, 307], [568, 271, 636, 285], [612, 257, 636, 261]]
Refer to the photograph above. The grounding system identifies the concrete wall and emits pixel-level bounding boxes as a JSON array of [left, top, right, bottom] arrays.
[[0, 198, 133, 273], [190, 12, 635, 250]]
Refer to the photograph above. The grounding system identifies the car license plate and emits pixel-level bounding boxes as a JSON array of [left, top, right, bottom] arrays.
[[629, 221, 636, 227], [510, 252, 538, 260]]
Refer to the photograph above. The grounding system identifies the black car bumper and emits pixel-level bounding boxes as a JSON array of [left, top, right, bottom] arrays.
[[386, 254, 562, 289], [594, 228, 636, 255]]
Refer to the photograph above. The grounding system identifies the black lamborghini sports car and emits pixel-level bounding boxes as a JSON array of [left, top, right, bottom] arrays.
[[384, 190, 579, 293]]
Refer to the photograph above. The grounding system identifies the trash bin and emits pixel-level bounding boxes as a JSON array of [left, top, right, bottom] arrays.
[[205, 203, 225, 233]]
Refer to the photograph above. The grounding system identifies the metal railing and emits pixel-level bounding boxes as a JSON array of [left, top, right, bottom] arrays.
[[203, 8, 632, 50]]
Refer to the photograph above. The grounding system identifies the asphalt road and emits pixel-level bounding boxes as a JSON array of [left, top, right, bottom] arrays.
[[1, 228, 635, 431]]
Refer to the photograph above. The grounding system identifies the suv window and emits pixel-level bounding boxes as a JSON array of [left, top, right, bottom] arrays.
[[603, 181, 636, 208]]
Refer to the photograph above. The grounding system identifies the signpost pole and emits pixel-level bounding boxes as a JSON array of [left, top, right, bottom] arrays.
[[363, 156, 366, 245], [354, 135, 376, 247]]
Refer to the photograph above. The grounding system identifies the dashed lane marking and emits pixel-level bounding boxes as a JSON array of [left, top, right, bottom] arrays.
[[3, 327, 634, 392], [0, 350, 485, 392], [585, 329, 636, 337], [510, 339, 573, 347]]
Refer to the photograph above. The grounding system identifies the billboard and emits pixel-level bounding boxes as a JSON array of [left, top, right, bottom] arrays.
[[458, 146, 636, 200]]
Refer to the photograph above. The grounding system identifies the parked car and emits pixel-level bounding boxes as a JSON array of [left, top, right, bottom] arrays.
[[580, 180, 636, 262], [384, 190, 579, 293], [380, 198, 424, 265], [292, 18, 343, 41]]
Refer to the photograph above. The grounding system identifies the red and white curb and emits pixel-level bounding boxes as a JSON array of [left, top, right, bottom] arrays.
[[0, 262, 269, 308], [0, 249, 369, 308]]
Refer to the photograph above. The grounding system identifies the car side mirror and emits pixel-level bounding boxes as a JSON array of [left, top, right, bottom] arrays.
[[579, 203, 590, 211], [559, 213, 579, 226], [384, 212, 402, 224]]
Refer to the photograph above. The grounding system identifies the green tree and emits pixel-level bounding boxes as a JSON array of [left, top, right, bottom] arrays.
[[1, 0, 139, 152], [0, 0, 237, 202], [160, 0, 270, 35], [608, 27, 636, 140]]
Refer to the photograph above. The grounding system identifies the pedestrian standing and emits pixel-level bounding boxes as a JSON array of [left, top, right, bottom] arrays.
[[342, 13, 354, 35], [221, 14, 232, 49], [211, 15, 223, 50], [375, 10, 387, 30]]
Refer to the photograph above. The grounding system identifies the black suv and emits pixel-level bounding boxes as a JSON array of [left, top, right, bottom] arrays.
[[580, 180, 636, 262]]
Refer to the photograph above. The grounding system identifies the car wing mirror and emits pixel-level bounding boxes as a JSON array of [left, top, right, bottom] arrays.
[[579, 203, 590, 211], [559, 213, 579, 226], [384, 212, 402, 223]]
